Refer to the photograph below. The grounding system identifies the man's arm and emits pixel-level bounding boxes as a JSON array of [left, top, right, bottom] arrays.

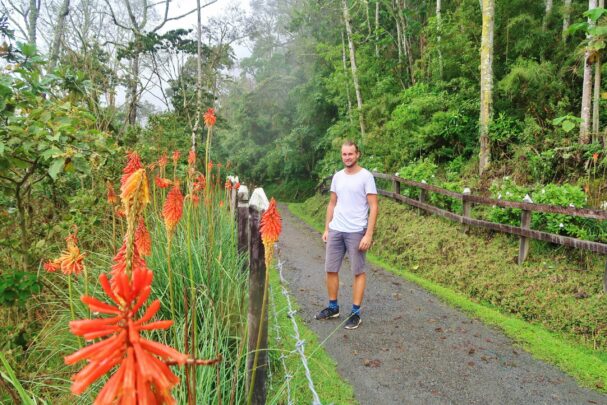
[[322, 192, 337, 242], [359, 194, 378, 251]]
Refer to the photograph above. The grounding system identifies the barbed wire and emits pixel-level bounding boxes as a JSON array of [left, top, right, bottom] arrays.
[[276, 256, 322, 405], [269, 284, 293, 405]]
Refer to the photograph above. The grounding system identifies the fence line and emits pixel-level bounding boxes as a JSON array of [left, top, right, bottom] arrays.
[[269, 285, 294, 405], [320, 172, 607, 291], [276, 257, 322, 405]]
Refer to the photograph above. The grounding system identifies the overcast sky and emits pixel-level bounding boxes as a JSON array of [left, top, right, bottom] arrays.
[[141, 0, 252, 110]]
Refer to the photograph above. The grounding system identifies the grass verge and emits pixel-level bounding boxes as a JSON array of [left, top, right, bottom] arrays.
[[288, 199, 607, 393], [266, 263, 357, 404]]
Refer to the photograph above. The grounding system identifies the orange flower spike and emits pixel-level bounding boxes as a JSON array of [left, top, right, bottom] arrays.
[[158, 152, 168, 169], [106, 181, 119, 205], [44, 260, 60, 272], [172, 150, 180, 166], [155, 176, 172, 189], [65, 270, 187, 403], [203, 108, 216, 127], [208, 161, 213, 172], [194, 174, 206, 191], [188, 149, 196, 166], [234, 182, 240, 191], [260, 198, 282, 267], [260, 198, 282, 245], [225, 180, 232, 190], [121, 152, 143, 187], [593, 152, 599, 163], [162, 184, 184, 236], [120, 168, 150, 214], [45, 230, 86, 276], [135, 219, 152, 256]]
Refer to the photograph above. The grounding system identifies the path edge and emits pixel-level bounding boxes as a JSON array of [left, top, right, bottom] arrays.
[[287, 202, 607, 394]]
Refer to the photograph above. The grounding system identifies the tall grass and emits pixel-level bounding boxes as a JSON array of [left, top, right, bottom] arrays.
[[17, 164, 250, 403]]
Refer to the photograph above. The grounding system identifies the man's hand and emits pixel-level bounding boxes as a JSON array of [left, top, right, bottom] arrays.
[[359, 234, 373, 251], [322, 230, 328, 243]]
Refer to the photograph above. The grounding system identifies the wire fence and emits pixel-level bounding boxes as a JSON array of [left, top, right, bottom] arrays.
[[275, 254, 322, 405]]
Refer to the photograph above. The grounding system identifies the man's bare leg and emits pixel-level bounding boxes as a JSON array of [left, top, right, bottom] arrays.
[[352, 273, 366, 306], [326, 272, 339, 300]]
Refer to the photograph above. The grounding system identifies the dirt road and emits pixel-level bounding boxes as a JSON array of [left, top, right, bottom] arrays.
[[276, 204, 607, 405]]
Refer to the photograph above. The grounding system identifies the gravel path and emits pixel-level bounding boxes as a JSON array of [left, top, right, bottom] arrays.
[[277, 204, 607, 405]]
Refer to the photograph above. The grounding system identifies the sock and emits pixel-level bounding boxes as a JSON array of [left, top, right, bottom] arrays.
[[329, 300, 339, 310], [352, 304, 361, 316]]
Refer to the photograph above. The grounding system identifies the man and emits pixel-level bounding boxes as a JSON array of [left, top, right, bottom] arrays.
[[315, 140, 378, 330]]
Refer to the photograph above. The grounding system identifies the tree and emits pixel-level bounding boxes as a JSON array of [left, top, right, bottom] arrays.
[[47, 0, 70, 69], [342, 0, 366, 137], [479, 0, 495, 175], [580, 0, 597, 145]]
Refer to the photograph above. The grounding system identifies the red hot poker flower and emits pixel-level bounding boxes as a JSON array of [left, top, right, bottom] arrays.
[[155, 176, 172, 189], [260, 198, 282, 246], [172, 150, 180, 166], [188, 150, 196, 166], [44, 230, 86, 276], [194, 174, 206, 192], [65, 269, 187, 403], [121, 152, 143, 187], [162, 184, 184, 237], [135, 219, 152, 257], [158, 153, 168, 169], [203, 108, 216, 127], [106, 181, 119, 205], [593, 153, 599, 163], [234, 182, 240, 191], [260, 198, 282, 268], [224, 180, 232, 190]]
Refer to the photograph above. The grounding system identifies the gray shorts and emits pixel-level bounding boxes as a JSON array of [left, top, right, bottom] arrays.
[[325, 229, 367, 276]]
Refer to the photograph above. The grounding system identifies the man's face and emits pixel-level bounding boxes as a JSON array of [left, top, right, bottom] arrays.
[[341, 145, 359, 168]]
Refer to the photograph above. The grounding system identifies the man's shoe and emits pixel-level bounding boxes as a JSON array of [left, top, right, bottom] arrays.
[[314, 306, 340, 320], [344, 312, 361, 329]]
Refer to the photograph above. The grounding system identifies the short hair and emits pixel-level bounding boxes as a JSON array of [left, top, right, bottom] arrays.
[[341, 140, 360, 153]]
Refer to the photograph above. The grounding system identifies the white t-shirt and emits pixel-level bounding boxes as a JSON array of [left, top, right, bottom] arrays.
[[329, 168, 377, 233]]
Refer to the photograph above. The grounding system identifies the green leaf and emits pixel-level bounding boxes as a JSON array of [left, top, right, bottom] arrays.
[[562, 120, 575, 133], [584, 7, 607, 22], [552, 116, 566, 125], [566, 22, 589, 36], [0, 352, 35, 405], [0, 141, 4, 156], [48, 158, 65, 180]]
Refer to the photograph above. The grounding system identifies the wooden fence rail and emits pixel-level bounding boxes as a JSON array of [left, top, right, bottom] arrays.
[[320, 172, 607, 292]]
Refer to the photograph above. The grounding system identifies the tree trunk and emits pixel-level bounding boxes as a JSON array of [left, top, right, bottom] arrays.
[[580, 0, 598, 145], [341, 31, 354, 125], [375, 1, 380, 57], [543, 0, 553, 30], [48, 0, 71, 70], [479, 0, 495, 176], [436, 0, 443, 79], [397, 0, 415, 84], [562, 0, 573, 39], [28, 0, 39, 46], [127, 52, 140, 125], [192, 0, 203, 151], [593, 0, 605, 143], [342, 0, 366, 137]]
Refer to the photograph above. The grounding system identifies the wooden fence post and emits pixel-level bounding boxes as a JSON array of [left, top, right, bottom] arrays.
[[246, 188, 270, 405], [518, 194, 533, 265], [418, 180, 428, 215], [237, 186, 250, 260], [392, 176, 400, 196], [462, 188, 472, 234]]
